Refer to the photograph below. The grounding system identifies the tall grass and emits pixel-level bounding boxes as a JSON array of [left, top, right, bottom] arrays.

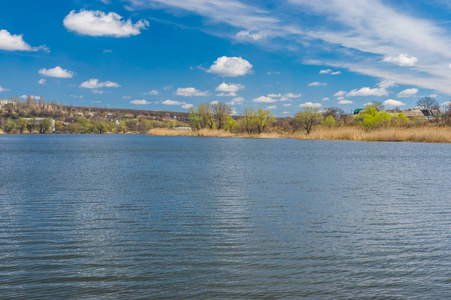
[[148, 127, 451, 143], [289, 127, 451, 143]]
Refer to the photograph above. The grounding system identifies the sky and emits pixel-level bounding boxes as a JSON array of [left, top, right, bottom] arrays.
[[1, 0, 451, 116]]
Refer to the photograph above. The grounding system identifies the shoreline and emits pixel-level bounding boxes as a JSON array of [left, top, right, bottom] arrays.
[[147, 127, 451, 143]]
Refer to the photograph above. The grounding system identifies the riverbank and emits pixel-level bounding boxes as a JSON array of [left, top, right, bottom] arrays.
[[148, 127, 451, 143]]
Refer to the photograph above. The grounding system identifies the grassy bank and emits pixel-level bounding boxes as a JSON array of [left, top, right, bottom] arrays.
[[148, 127, 451, 143]]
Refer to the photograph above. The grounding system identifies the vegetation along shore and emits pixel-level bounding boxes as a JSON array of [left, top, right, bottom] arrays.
[[1, 95, 450, 143]]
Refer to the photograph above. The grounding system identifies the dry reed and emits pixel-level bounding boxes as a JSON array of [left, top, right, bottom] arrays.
[[148, 127, 451, 143]]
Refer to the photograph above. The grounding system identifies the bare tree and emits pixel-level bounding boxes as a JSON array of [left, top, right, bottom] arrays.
[[417, 97, 439, 109]]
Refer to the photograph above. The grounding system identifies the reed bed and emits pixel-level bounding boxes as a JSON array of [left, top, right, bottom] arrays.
[[148, 127, 451, 143]]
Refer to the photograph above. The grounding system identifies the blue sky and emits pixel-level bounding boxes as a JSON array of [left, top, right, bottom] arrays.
[[1, 0, 451, 115]]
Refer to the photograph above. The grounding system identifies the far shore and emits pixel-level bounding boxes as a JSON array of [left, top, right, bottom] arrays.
[[147, 127, 451, 143]]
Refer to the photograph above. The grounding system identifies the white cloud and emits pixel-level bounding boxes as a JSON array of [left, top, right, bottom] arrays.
[[38, 79, 46, 85], [337, 96, 345, 101], [79, 78, 120, 88], [163, 85, 172, 90], [175, 87, 208, 96], [383, 53, 418, 67], [283, 103, 292, 107], [253, 95, 277, 103], [99, 0, 111, 4], [63, 10, 149, 37], [299, 102, 322, 108], [334, 91, 346, 97], [215, 82, 244, 96], [281, 93, 301, 101], [207, 56, 253, 77], [130, 99, 151, 105], [268, 93, 282, 98], [103, 49, 113, 53], [429, 93, 439, 98], [319, 69, 332, 74], [0, 29, 47, 51], [378, 79, 397, 89], [397, 88, 418, 98], [442, 101, 451, 106], [383, 99, 406, 107], [338, 100, 354, 104], [182, 103, 193, 109], [92, 90, 104, 94], [145, 90, 159, 95], [308, 82, 327, 87], [227, 96, 245, 105], [39, 66, 75, 78], [266, 105, 277, 110], [0, 85, 10, 92], [122, 96, 131, 99], [162, 99, 185, 105], [346, 87, 388, 97], [236, 30, 267, 41], [320, 69, 341, 75], [322, 97, 329, 101]]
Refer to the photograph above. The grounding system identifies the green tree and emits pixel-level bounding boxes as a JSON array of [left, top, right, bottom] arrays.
[[95, 122, 107, 134], [224, 116, 238, 131], [242, 107, 258, 133], [321, 115, 336, 128], [212, 102, 233, 129], [16, 118, 28, 133], [255, 108, 275, 133], [355, 104, 391, 130], [4, 120, 16, 133], [39, 118, 52, 134], [189, 103, 215, 129], [27, 118, 36, 133], [293, 107, 324, 134], [78, 117, 93, 133]]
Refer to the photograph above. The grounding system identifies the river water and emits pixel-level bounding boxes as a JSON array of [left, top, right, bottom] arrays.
[[0, 135, 450, 299]]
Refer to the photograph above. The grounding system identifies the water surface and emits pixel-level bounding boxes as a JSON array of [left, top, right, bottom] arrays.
[[0, 135, 450, 299]]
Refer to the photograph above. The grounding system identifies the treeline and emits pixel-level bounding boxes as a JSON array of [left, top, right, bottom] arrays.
[[188, 100, 451, 135]]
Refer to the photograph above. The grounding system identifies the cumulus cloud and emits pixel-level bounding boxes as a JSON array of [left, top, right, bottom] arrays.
[[0, 29, 47, 51], [39, 66, 75, 78], [162, 99, 186, 105], [383, 53, 418, 67], [38, 79, 46, 85], [92, 90, 104, 94], [334, 90, 346, 97], [308, 82, 327, 87], [131, 99, 151, 105], [0, 85, 10, 92], [338, 100, 354, 104], [322, 97, 330, 101], [144, 90, 159, 95], [346, 87, 388, 97], [266, 105, 277, 110], [397, 88, 418, 98], [79, 78, 120, 88], [215, 82, 244, 96], [299, 102, 322, 108], [283, 103, 292, 107], [63, 10, 149, 37], [207, 56, 252, 77], [383, 99, 406, 107], [175, 87, 208, 96], [182, 103, 193, 109], [442, 101, 451, 106], [236, 30, 267, 41], [253, 95, 277, 103]]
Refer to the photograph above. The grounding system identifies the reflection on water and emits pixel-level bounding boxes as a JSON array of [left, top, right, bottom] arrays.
[[0, 135, 450, 298]]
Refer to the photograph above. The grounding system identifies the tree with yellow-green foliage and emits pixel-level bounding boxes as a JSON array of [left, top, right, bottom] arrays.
[[355, 103, 391, 130]]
